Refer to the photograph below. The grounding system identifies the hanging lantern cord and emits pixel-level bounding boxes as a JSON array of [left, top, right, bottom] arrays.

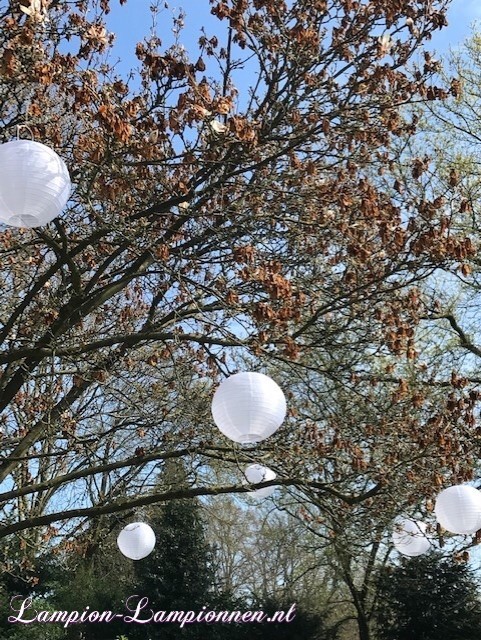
[[16, 100, 34, 140]]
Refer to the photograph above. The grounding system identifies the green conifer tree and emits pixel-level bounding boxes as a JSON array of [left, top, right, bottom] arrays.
[[129, 461, 218, 639], [374, 553, 481, 640]]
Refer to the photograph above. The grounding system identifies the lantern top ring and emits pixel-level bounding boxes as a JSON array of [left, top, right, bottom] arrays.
[[15, 124, 35, 141]]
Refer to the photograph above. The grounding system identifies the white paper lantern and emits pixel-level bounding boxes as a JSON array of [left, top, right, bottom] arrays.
[[0, 140, 71, 227], [211, 372, 286, 444], [435, 485, 481, 534], [244, 463, 277, 498], [117, 522, 156, 560], [392, 519, 430, 557]]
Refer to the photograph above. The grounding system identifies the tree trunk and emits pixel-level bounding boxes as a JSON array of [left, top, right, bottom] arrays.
[[357, 610, 371, 640]]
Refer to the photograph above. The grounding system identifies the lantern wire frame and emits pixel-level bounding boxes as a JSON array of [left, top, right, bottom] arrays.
[[16, 124, 35, 141]]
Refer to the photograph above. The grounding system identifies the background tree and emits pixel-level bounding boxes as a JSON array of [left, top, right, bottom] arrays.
[[128, 460, 218, 639], [50, 536, 133, 640], [0, 0, 464, 535], [204, 495, 354, 638], [373, 553, 481, 640], [0, 0, 475, 611]]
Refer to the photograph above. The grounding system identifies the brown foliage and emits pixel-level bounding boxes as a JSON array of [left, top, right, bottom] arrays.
[[0, 0, 472, 574]]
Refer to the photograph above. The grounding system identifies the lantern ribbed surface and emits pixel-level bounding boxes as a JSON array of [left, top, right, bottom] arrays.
[[392, 519, 430, 557], [0, 140, 71, 227], [211, 372, 286, 444], [244, 463, 277, 498], [435, 485, 481, 534], [117, 522, 156, 560]]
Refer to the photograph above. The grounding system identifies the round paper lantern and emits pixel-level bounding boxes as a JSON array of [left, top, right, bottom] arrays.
[[392, 519, 430, 557], [435, 485, 481, 534], [211, 372, 286, 444], [244, 463, 277, 498], [0, 140, 71, 227], [117, 522, 156, 560]]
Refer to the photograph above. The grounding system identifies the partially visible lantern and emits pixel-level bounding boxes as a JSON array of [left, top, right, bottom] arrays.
[[0, 140, 71, 227], [392, 519, 430, 557], [435, 485, 481, 534], [117, 522, 156, 560], [211, 372, 286, 444], [244, 463, 277, 499]]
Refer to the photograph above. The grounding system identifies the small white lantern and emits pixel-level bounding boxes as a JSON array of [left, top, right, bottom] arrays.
[[435, 484, 481, 534], [211, 372, 286, 444], [244, 463, 277, 498], [0, 140, 71, 227], [117, 522, 156, 560], [392, 519, 430, 557]]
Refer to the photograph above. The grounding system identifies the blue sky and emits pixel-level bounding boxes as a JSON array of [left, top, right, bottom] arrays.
[[104, 1, 221, 78], [431, 0, 481, 50], [103, 0, 481, 75]]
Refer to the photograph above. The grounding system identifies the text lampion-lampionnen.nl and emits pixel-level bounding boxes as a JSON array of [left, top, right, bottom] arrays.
[[8, 596, 297, 629]]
